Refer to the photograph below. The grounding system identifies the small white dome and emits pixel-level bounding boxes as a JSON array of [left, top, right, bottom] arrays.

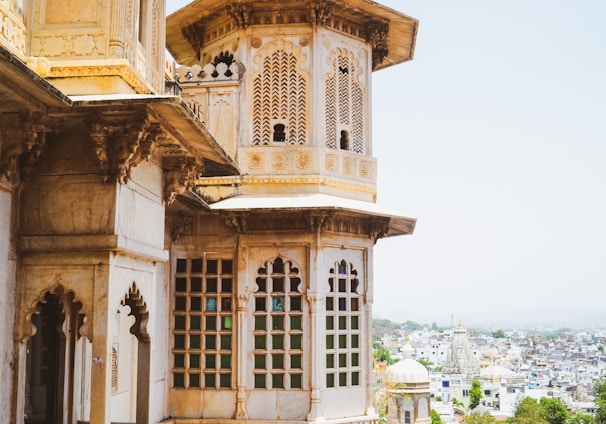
[[385, 343, 429, 384]]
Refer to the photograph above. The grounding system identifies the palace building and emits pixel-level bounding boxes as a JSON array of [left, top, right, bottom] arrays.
[[0, 0, 417, 423]]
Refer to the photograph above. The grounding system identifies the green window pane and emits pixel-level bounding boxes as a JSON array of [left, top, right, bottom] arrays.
[[351, 334, 359, 349], [352, 353, 359, 367], [254, 316, 266, 330], [174, 315, 186, 330], [326, 354, 334, 368], [255, 335, 266, 349], [326, 373, 334, 388], [205, 335, 216, 349], [190, 315, 201, 330], [272, 334, 284, 350], [339, 334, 347, 348], [326, 335, 334, 349], [205, 315, 216, 331], [190, 335, 200, 349], [221, 316, 232, 330], [189, 354, 200, 369], [272, 354, 284, 369], [189, 373, 200, 388], [204, 373, 216, 388], [291, 315, 302, 330], [173, 372, 185, 388], [326, 316, 334, 330], [290, 334, 302, 350], [174, 334, 185, 349], [255, 354, 266, 369], [175, 277, 187, 292], [255, 374, 265, 388], [191, 277, 202, 292], [291, 354, 302, 369], [291, 374, 302, 389], [339, 353, 347, 367], [351, 316, 359, 330], [272, 316, 284, 330], [220, 335, 231, 349], [272, 374, 284, 389], [352, 372, 360, 386], [339, 372, 347, 387], [220, 373, 231, 388], [205, 354, 216, 369], [174, 353, 185, 368], [290, 296, 302, 311], [338, 316, 347, 330], [220, 354, 231, 369]]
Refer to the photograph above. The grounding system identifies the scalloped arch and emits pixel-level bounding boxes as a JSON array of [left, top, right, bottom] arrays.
[[21, 283, 90, 342], [120, 282, 150, 342]]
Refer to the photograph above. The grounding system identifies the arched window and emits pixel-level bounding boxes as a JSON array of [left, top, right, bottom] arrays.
[[253, 257, 304, 389], [325, 260, 361, 388]]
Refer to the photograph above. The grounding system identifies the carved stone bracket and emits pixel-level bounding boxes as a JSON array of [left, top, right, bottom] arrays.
[[0, 112, 48, 183], [182, 21, 205, 60], [223, 213, 248, 234], [225, 3, 252, 29], [164, 156, 204, 205], [171, 211, 193, 242], [367, 21, 390, 69], [90, 113, 165, 183], [309, 0, 333, 26], [367, 217, 390, 244]]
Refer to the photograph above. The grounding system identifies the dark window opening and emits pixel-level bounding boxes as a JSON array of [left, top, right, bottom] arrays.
[[273, 124, 286, 142], [340, 130, 349, 150]]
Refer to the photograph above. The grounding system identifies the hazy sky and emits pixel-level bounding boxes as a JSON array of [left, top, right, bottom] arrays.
[[167, 1, 606, 326]]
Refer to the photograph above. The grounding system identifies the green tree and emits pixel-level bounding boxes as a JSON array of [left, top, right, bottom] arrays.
[[464, 413, 496, 423], [373, 343, 397, 365], [566, 412, 595, 424], [595, 380, 606, 424], [431, 409, 444, 424], [540, 397, 569, 424], [492, 329, 506, 338], [469, 379, 483, 410], [453, 398, 465, 408], [510, 397, 549, 424]]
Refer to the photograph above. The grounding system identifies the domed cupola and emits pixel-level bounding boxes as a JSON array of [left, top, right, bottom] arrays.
[[384, 341, 431, 424]]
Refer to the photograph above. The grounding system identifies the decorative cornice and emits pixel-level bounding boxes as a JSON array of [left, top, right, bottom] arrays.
[[0, 112, 48, 182], [46, 60, 153, 94], [367, 21, 390, 70], [225, 3, 252, 29], [181, 21, 205, 60], [309, 0, 333, 26]]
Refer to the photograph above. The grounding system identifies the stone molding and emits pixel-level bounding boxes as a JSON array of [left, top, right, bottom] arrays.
[[44, 59, 153, 94], [0, 1, 27, 60]]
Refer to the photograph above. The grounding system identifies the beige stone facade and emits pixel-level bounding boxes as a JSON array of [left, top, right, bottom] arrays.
[[0, 0, 417, 423]]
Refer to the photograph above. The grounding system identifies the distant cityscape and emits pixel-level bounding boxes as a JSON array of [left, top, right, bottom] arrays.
[[373, 318, 606, 423]]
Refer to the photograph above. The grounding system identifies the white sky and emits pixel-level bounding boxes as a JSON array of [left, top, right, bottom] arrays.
[[167, 1, 606, 326]]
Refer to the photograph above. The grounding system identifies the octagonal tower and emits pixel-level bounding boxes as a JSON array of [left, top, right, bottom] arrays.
[[165, 1, 418, 423]]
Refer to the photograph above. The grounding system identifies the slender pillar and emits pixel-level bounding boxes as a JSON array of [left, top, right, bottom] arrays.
[[235, 242, 248, 419]]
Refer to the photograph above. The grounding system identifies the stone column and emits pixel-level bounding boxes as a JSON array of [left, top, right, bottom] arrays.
[[109, 0, 127, 57], [89, 263, 111, 424], [235, 242, 248, 419], [364, 247, 375, 416], [307, 292, 325, 421]]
